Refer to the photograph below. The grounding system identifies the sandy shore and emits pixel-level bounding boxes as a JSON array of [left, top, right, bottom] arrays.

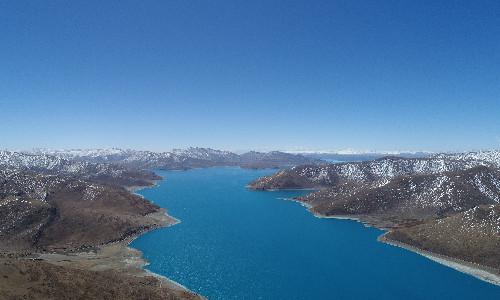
[[124, 183, 193, 291], [125, 180, 163, 196], [284, 196, 500, 287], [323, 212, 500, 286], [27, 182, 195, 294], [32, 210, 189, 291], [379, 234, 500, 286], [284, 197, 382, 228]]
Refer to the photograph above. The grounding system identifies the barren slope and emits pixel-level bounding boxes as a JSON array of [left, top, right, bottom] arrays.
[[383, 205, 500, 270], [0, 258, 202, 300], [248, 151, 500, 190], [296, 166, 500, 226], [0, 169, 168, 254], [0, 151, 162, 188]]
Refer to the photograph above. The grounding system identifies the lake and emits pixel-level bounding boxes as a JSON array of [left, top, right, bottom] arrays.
[[130, 167, 500, 299]]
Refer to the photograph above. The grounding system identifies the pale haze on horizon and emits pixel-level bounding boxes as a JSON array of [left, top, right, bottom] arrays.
[[1, 1, 499, 153]]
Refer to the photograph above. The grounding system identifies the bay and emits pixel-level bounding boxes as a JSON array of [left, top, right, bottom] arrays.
[[130, 167, 500, 299]]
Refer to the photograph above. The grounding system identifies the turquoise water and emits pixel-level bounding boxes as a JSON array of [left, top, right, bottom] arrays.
[[130, 167, 500, 299]]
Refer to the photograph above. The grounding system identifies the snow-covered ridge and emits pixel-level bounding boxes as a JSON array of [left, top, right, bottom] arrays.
[[0, 169, 90, 204], [429, 150, 500, 164], [0, 151, 159, 186], [18, 147, 321, 170], [21, 147, 240, 162], [300, 166, 500, 219], [248, 150, 500, 190], [303, 155, 497, 184], [22, 148, 131, 158], [1, 151, 118, 175]]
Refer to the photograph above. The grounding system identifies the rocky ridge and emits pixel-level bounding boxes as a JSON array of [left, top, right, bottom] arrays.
[[248, 150, 500, 190], [299, 166, 500, 227]]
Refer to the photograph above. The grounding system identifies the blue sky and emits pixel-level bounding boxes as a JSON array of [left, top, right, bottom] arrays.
[[1, 1, 498, 152]]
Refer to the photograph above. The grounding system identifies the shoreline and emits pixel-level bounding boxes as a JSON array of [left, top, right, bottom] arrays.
[[379, 235, 500, 287], [31, 182, 200, 296], [124, 183, 193, 291], [284, 197, 381, 228], [125, 179, 164, 196], [246, 185, 323, 191], [33, 209, 190, 291], [283, 196, 500, 287]]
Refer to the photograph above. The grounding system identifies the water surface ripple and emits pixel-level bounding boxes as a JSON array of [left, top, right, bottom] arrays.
[[131, 167, 500, 299]]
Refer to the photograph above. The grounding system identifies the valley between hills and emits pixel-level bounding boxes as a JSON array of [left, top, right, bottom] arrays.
[[2, 148, 500, 298], [0, 148, 320, 299]]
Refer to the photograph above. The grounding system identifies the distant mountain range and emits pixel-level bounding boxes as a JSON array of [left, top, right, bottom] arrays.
[[303, 152, 431, 163], [285, 149, 432, 161], [284, 148, 432, 155], [19, 147, 323, 170]]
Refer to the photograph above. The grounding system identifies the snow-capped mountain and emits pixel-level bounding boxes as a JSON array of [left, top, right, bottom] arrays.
[[19, 148, 323, 170], [0, 151, 161, 187], [247, 150, 500, 190], [429, 150, 500, 164], [20, 148, 136, 162]]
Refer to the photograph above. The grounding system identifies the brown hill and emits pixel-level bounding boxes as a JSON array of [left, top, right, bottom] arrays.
[[383, 205, 500, 270], [0, 169, 169, 254], [294, 166, 500, 227], [0, 258, 202, 300]]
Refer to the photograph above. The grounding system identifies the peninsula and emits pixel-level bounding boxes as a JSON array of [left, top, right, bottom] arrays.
[[247, 150, 500, 285]]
